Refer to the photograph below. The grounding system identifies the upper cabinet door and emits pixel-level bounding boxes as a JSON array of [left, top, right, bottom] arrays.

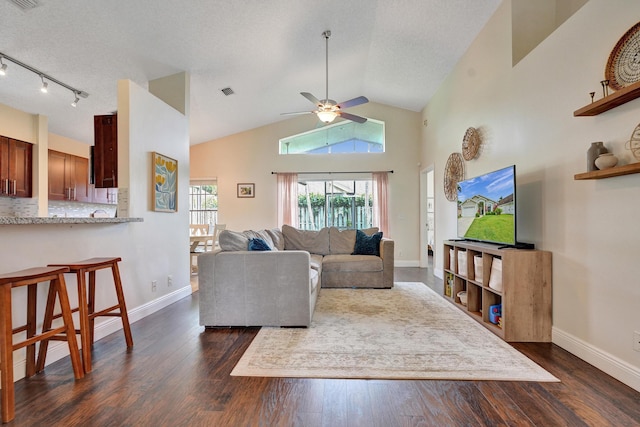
[[11, 139, 33, 198], [94, 114, 117, 188], [48, 149, 70, 200], [0, 136, 32, 198], [48, 150, 90, 202]]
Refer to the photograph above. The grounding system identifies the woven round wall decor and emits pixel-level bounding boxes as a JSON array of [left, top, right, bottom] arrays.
[[462, 127, 481, 161], [605, 21, 640, 90], [443, 152, 464, 201]]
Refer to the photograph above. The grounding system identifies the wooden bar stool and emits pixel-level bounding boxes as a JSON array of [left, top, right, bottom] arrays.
[[38, 257, 133, 374], [0, 266, 84, 424]]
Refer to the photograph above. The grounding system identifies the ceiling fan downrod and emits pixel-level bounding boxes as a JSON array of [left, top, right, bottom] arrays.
[[323, 30, 331, 104]]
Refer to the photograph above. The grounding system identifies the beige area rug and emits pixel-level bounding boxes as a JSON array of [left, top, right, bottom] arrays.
[[231, 282, 559, 382]]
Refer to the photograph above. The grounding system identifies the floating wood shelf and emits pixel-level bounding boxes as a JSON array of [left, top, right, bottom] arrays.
[[574, 80, 640, 116], [574, 162, 640, 180]]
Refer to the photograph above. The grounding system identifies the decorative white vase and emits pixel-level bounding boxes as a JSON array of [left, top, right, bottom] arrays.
[[595, 153, 618, 170]]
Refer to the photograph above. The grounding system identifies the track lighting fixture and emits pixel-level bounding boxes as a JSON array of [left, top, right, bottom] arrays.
[[40, 75, 48, 93], [0, 50, 89, 105]]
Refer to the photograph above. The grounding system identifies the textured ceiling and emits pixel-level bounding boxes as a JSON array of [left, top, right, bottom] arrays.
[[0, 0, 501, 145]]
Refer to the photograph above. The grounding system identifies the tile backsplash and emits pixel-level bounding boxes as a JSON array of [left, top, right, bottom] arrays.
[[0, 197, 116, 218], [0, 197, 38, 217]]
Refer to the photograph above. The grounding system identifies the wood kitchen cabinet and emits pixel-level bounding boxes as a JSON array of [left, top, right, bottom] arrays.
[[0, 135, 33, 198], [92, 186, 118, 204], [48, 150, 90, 202], [94, 114, 117, 188]]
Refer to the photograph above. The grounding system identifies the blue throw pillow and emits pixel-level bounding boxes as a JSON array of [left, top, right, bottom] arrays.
[[248, 238, 272, 251], [352, 230, 383, 256]]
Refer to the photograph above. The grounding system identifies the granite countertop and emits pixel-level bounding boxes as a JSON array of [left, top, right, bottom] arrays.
[[0, 217, 144, 225]]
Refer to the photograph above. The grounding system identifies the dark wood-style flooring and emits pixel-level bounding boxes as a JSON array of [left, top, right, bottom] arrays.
[[8, 267, 640, 426]]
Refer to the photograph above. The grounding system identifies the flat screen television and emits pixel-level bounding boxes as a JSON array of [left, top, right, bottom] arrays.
[[457, 165, 516, 246]]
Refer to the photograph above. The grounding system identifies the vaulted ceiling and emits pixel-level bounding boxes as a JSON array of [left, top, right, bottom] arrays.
[[0, 0, 501, 145]]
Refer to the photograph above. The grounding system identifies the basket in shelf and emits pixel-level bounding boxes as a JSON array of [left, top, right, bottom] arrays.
[[474, 255, 483, 282], [457, 250, 467, 277], [488, 258, 503, 292]]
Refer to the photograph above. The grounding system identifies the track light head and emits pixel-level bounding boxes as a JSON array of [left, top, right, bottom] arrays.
[[0, 58, 6, 76], [40, 75, 48, 93], [71, 91, 80, 107]]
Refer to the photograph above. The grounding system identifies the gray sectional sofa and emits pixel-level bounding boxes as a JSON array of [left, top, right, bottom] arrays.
[[198, 225, 394, 327]]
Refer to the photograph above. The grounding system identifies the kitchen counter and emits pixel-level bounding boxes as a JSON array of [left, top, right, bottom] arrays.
[[0, 217, 144, 225]]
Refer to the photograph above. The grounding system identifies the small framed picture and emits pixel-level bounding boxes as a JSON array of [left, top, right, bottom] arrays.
[[237, 183, 255, 198]]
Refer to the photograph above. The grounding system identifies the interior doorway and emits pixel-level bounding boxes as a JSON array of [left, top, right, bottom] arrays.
[[419, 166, 435, 268]]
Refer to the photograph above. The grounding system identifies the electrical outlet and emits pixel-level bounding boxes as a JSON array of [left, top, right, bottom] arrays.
[[634, 331, 640, 352], [151, 280, 157, 292], [167, 275, 173, 287]]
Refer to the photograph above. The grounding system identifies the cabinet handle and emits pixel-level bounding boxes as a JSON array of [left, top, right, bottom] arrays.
[[12, 180, 16, 196], [2, 179, 7, 194]]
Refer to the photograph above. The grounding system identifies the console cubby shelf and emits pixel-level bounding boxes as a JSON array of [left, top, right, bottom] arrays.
[[443, 240, 552, 342]]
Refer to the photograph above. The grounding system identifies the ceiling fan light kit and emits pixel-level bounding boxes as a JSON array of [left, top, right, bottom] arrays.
[[282, 30, 369, 124]]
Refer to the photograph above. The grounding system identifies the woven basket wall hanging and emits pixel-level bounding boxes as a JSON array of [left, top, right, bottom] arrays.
[[605, 21, 640, 90], [443, 152, 464, 201], [462, 127, 481, 161]]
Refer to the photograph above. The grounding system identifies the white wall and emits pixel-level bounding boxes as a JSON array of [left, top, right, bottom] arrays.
[[0, 79, 192, 380], [190, 102, 422, 264], [422, 0, 640, 390]]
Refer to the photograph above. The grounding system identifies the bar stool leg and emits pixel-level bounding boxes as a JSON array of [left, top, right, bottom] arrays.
[[88, 270, 96, 346], [53, 274, 84, 380], [36, 282, 58, 373], [111, 263, 133, 348], [0, 284, 15, 423], [76, 268, 92, 373], [25, 284, 37, 378]]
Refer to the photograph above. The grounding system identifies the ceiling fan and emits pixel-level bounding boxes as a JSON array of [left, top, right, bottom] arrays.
[[282, 30, 369, 124]]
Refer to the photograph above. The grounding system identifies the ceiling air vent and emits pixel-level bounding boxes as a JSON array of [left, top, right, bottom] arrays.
[[7, 0, 40, 10], [221, 87, 234, 96]]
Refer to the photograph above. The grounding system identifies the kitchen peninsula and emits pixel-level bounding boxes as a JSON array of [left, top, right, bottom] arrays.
[[0, 217, 143, 225]]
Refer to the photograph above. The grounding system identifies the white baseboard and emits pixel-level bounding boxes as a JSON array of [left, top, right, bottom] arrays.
[[553, 327, 640, 392], [12, 285, 193, 382], [395, 260, 420, 267]]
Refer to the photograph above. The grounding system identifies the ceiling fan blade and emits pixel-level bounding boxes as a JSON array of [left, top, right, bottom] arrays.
[[281, 111, 315, 116], [337, 96, 369, 109], [339, 112, 367, 124], [301, 92, 322, 106]]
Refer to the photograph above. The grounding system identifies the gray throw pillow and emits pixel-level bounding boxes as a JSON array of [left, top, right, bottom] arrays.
[[282, 224, 330, 255], [218, 230, 249, 251], [328, 227, 356, 254]]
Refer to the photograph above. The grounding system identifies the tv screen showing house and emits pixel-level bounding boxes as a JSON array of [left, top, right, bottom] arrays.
[[457, 165, 516, 245]]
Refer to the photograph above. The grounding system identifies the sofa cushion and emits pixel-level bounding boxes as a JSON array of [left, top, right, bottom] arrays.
[[352, 230, 383, 256], [309, 268, 319, 295], [322, 254, 383, 272], [248, 238, 272, 251], [328, 227, 356, 254], [282, 224, 330, 255], [328, 227, 380, 254], [219, 230, 249, 251], [243, 229, 276, 250], [309, 254, 323, 271], [266, 228, 285, 251]]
